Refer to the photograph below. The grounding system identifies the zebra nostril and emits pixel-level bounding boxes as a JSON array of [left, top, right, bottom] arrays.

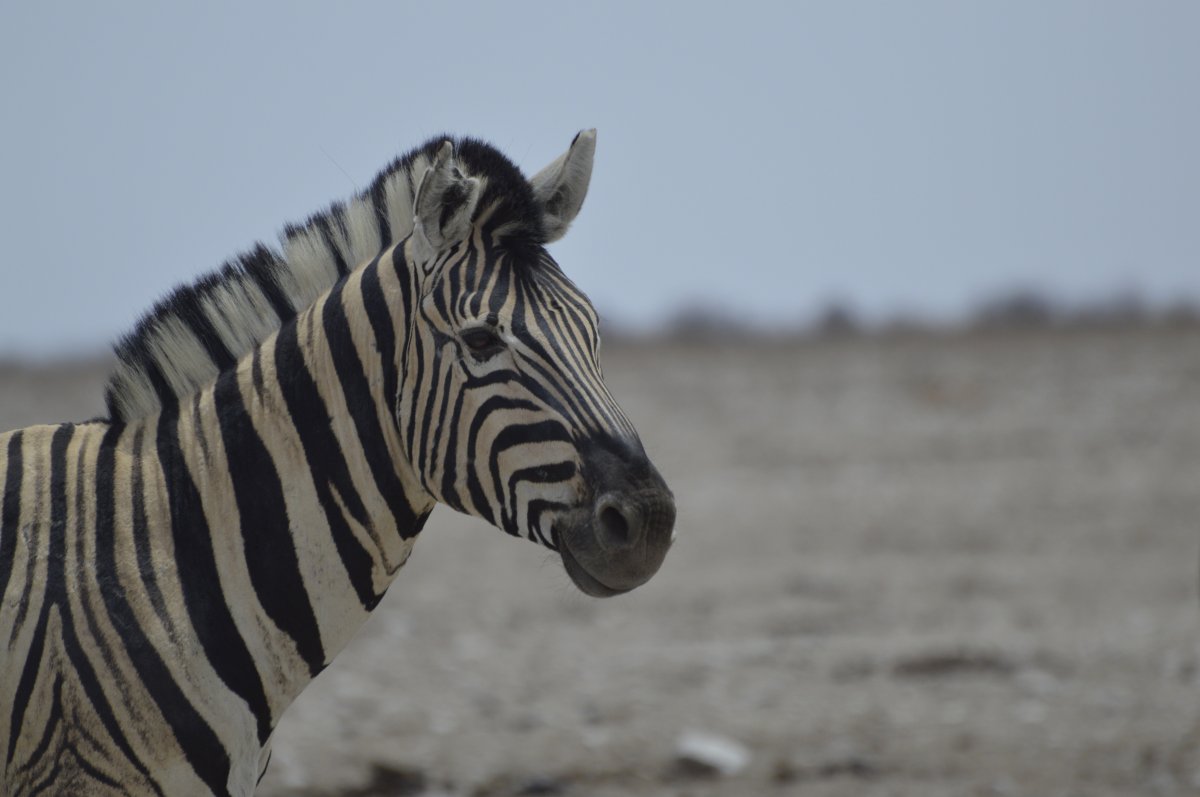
[[595, 495, 636, 550]]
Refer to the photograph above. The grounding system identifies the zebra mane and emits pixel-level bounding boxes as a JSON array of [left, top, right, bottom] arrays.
[[104, 136, 546, 424]]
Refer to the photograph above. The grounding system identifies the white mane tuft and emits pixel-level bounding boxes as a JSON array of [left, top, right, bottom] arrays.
[[104, 148, 434, 423]]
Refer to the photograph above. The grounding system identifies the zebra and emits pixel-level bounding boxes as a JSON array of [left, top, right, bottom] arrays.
[[0, 131, 675, 796]]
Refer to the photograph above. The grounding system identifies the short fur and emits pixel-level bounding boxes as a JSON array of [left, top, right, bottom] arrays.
[[0, 130, 679, 796]]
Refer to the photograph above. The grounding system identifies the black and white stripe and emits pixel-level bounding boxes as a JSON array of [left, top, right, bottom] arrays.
[[0, 130, 674, 796]]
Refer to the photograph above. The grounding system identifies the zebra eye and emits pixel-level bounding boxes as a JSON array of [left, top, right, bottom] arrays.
[[461, 327, 503, 356]]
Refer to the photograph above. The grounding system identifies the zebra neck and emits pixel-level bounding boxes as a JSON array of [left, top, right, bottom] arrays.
[[163, 248, 433, 714]]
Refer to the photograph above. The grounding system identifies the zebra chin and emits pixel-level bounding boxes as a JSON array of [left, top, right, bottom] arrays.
[[550, 440, 676, 597]]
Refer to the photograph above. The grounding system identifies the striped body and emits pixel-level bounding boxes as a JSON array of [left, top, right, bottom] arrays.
[[1, 256, 429, 794], [0, 133, 675, 796]]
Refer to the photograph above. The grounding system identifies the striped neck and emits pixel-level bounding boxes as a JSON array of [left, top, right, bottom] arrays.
[[154, 244, 432, 720]]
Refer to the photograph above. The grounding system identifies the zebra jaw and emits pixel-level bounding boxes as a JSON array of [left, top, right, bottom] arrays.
[[557, 538, 630, 598]]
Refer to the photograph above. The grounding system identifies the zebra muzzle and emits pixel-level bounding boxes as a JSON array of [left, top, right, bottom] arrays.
[[555, 441, 675, 597]]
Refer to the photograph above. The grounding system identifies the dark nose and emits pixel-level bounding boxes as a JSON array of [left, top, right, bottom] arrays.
[[594, 493, 637, 550], [581, 433, 652, 483], [594, 487, 676, 553], [558, 434, 676, 596], [583, 434, 675, 550]]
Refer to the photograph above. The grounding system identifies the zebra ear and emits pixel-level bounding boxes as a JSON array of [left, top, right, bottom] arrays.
[[413, 141, 482, 262], [530, 129, 596, 243]]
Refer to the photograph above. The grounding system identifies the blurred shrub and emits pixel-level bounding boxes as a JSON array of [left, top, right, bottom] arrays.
[[811, 301, 861, 338], [598, 289, 1199, 344], [662, 305, 759, 343], [1162, 301, 1200, 328], [970, 289, 1059, 330], [969, 287, 1199, 332]]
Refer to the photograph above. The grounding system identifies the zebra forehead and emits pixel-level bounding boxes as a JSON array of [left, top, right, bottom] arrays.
[[525, 257, 599, 324], [434, 240, 598, 325]]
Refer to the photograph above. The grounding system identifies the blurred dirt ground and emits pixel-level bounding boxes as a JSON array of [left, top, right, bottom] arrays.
[[2, 328, 1198, 796]]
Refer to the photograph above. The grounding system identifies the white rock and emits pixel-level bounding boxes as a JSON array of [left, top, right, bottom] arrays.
[[675, 730, 751, 776]]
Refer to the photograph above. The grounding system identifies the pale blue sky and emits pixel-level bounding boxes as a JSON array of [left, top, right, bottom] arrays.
[[1, 2, 1197, 355]]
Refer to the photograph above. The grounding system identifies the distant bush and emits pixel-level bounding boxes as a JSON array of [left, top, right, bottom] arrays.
[[661, 305, 757, 343], [1162, 301, 1200, 327], [970, 289, 1059, 329], [1064, 291, 1148, 329], [660, 301, 863, 342], [968, 287, 1199, 332], [811, 302, 861, 337], [598, 288, 1200, 344]]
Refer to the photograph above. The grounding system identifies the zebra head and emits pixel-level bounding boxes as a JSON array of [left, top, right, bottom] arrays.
[[396, 132, 675, 596]]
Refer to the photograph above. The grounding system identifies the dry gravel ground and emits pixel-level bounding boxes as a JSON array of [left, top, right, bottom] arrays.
[[1, 328, 1198, 796]]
